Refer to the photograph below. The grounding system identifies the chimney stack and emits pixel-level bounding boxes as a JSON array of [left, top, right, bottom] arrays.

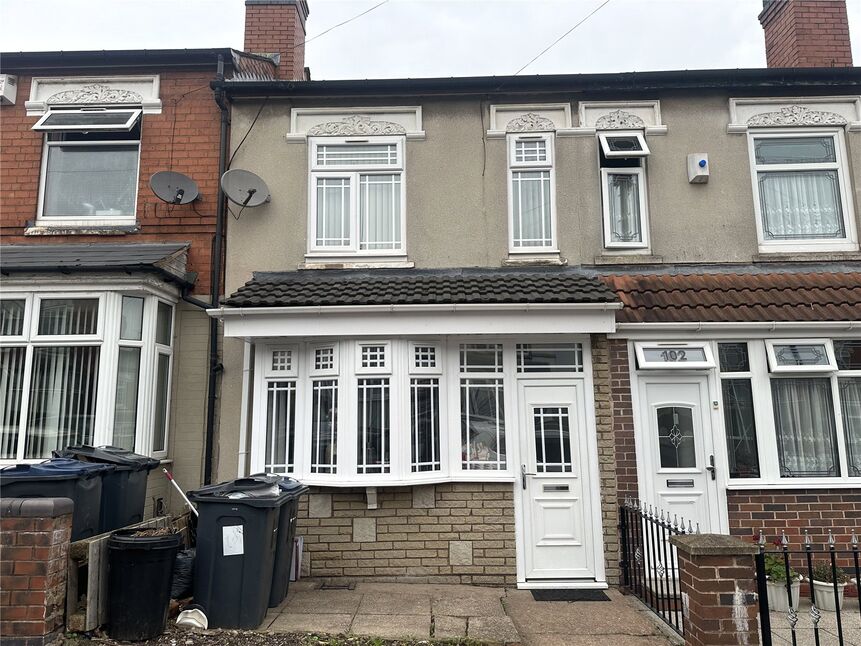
[[759, 0, 853, 68], [244, 0, 310, 80]]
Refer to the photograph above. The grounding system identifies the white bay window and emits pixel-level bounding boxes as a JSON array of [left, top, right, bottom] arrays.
[[309, 138, 405, 257], [0, 290, 175, 461], [251, 339, 586, 485]]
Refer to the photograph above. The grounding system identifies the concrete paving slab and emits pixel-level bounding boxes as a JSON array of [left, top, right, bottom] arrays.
[[519, 635, 674, 646], [433, 596, 507, 617], [269, 612, 353, 634], [434, 615, 467, 639], [351, 613, 431, 640], [468, 615, 521, 644], [357, 591, 431, 616], [281, 589, 361, 614], [356, 581, 503, 598]]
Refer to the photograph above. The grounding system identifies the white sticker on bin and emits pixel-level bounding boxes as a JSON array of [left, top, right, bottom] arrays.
[[222, 525, 244, 556]]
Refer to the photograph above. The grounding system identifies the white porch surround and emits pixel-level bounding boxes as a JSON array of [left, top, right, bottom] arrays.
[[209, 302, 616, 588], [210, 302, 620, 339]]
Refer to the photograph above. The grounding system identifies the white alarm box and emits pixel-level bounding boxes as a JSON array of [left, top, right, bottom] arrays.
[[687, 153, 709, 183], [0, 75, 18, 106]]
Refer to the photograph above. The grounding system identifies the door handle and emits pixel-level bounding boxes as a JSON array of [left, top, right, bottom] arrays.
[[706, 455, 716, 481], [520, 464, 536, 490]]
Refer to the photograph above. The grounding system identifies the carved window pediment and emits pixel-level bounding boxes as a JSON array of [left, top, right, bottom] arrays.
[[45, 83, 144, 106], [746, 105, 847, 128], [505, 112, 556, 133], [594, 109, 646, 130], [307, 115, 407, 137]]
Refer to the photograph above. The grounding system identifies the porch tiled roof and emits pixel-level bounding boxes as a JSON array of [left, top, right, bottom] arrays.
[[605, 272, 861, 323], [223, 268, 619, 307]]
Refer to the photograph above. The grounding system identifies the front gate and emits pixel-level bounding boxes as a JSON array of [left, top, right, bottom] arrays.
[[619, 498, 689, 637]]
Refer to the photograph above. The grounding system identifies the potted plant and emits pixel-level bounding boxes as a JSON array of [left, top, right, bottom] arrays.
[[810, 561, 849, 611], [763, 553, 802, 612]]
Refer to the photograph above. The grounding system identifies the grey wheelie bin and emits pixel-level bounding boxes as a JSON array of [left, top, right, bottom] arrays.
[[187, 479, 290, 629], [0, 458, 113, 540], [54, 445, 160, 533]]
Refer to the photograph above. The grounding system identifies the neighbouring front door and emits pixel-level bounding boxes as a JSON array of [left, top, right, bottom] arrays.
[[638, 377, 722, 533], [518, 381, 597, 581]]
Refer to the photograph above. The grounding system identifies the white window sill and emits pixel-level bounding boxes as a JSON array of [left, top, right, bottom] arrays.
[[726, 480, 861, 490], [754, 250, 861, 262], [290, 473, 516, 488], [503, 252, 566, 267], [756, 241, 859, 255], [26, 223, 139, 236], [592, 254, 663, 265], [300, 255, 414, 270]]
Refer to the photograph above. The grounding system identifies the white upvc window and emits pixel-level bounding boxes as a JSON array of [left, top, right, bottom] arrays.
[[308, 137, 406, 257], [601, 167, 649, 249], [459, 343, 506, 471], [0, 289, 176, 462], [747, 129, 857, 253], [713, 338, 861, 485], [598, 131, 650, 158], [507, 133, 557, 252], [35, 108, 142, 227]]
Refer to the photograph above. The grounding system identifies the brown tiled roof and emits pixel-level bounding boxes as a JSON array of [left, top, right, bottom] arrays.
[[605, 272, 861, 323]]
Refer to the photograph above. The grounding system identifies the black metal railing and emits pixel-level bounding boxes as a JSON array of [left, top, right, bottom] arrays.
[[619, 498, 692, 636], [756, 530, 860, 646]]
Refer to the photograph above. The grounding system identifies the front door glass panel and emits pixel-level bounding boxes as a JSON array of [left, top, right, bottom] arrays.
[[656, 406, 696, 468], [533, 406, 572, 473]]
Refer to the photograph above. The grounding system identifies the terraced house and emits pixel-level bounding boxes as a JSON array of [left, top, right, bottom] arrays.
[[208, 0, 861, 590]]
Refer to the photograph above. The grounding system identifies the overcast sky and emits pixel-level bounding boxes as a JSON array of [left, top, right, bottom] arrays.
[[3, 0, 860, 79]]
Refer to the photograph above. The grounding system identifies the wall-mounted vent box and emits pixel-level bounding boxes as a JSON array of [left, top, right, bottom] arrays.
[[0, 75, 18, 106]]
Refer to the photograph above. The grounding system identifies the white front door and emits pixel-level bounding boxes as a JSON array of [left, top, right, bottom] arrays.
[[518, 381, 596, 581], [638, 377, 722, 533]]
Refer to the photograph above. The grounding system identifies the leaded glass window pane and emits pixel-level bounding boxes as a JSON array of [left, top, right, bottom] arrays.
[[656, 406, 696, 469]]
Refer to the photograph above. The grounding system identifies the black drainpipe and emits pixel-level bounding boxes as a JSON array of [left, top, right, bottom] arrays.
[[203, 54, 230, 485]]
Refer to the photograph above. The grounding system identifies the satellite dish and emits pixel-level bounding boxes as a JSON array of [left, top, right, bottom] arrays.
[[221, 169, 271, 207], [150, 171, 199, 205]]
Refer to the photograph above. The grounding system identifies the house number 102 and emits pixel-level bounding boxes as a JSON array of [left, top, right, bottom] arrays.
[[661, 350, 687, 362]]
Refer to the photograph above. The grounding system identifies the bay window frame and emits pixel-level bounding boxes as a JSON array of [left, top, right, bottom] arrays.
[[506, 132, 558, 254], [307, 136, 407, 258], [746, 128, 858, 253], [0, 286, 177, 463]]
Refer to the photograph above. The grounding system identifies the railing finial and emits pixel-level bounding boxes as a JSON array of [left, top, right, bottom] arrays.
[[851, 532, 858, 548], [803, 529, 812, 547], [781, 531, 789, 547], [828, 530, 836, 547]]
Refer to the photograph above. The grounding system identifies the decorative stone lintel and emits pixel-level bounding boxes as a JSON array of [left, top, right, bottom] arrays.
[[307, 114, 406, 137], [746, 105, 847, 128], [671, 533, 759, 557], [594, 109, 646, 130], [505, 112, 556, 132]]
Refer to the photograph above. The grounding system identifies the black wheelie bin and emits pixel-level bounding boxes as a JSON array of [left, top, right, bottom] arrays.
[[249, 475, 308, 607], [188, 478, 290, 629], [55, 445, 160, 533], [0, 458, 113, 541]]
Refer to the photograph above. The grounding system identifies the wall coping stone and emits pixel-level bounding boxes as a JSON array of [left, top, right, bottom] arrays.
[[0, 497, 74, 518], [671, 533, 759, 556]]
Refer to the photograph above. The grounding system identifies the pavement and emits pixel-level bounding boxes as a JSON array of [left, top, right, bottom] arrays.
[[261, 581, 679, 645]]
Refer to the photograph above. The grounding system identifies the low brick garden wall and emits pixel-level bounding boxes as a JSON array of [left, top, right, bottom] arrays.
[[296, 483, 517, 585]]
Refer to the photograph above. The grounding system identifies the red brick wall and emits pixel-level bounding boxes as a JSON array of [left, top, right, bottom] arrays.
[[0, 69, 222, 295], [244, 1, 308, 80], [759, 0, 853, 68], [0, 502, 72, 645], [609, 339, 638, 503]]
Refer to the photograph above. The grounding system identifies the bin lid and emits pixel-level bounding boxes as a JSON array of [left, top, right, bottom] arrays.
[[187, 478, 292, 508], [247, 473, 309, 496], [53, 445, 160, 471], [0, 458, 114, 482]]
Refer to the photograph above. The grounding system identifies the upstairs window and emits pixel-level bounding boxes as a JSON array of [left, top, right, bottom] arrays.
[[507, 134, 556, 252], [34, 108, 142, 226], [309, 137, 405, 256], [599, 131, 650, 250], [748, 130, 856, 252]]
